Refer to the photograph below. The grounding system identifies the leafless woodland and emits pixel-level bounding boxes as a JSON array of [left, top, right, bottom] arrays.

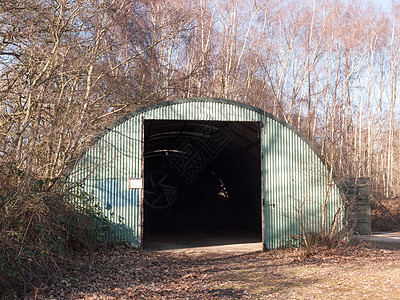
[[1, 0, 399, 196], [1, 0, 400, 296]]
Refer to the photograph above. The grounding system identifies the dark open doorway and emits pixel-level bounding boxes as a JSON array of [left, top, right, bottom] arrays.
[[143, 120, 262, 250]]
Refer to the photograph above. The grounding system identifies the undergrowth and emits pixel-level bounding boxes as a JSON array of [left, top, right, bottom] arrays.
[[0, 163, 105, 298]]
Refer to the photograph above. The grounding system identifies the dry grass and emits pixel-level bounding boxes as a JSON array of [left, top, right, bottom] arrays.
[[30, 245, 400, 299]]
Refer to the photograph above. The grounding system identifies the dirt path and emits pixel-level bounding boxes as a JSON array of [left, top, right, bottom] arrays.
[[31, 245, 400, 299], [360, 232, 400, 249]]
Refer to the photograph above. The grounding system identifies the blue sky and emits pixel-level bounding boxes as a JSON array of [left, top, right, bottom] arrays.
[[364, 0, 392, 11], [342, 0, 393, 12]]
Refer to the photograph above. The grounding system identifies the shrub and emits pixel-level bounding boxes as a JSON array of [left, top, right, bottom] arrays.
[[0, 163, 104, 298]]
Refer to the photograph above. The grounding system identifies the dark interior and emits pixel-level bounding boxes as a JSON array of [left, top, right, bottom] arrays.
[[143, 120, 262, 246]]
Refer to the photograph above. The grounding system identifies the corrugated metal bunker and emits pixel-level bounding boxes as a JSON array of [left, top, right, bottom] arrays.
[[70, 98, 344, 250]]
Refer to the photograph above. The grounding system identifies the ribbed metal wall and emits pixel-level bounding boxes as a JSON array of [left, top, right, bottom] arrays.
[[70, 98, 343, 249]]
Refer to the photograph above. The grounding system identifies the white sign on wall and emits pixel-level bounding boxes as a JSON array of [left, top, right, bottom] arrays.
[[128, 178, 143, 189]]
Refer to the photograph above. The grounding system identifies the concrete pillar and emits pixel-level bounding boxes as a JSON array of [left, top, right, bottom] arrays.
[[343, 177, 371, 235]]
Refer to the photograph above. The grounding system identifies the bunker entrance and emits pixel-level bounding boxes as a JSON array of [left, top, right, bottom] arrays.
[[143, 120, 262, 249]]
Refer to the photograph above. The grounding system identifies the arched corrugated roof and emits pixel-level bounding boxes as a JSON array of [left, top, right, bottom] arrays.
[[99, 98, 318, 153], [70, 97, 344, 249]]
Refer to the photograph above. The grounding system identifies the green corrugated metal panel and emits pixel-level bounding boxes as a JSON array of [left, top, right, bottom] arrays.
[[70, 97, 344, 250]]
